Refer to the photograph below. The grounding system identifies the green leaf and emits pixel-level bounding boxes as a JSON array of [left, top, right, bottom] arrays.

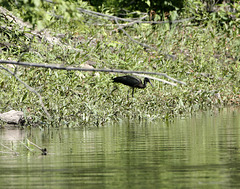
[[33, 0, 41, 7], [75, 52, 81, 60], [21, 92, 28, 102], [146, 0, 151, 7]]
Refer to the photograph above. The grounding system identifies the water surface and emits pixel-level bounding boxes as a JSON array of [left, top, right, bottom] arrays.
[[1, 108, 240, 188]]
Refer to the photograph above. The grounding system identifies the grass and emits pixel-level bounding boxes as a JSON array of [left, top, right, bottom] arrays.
[[0, 8, 239, 127]]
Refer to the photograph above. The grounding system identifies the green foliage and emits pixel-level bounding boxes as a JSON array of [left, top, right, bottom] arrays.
[[0, 1, 239, 127], [88, 0, 184, 16], [212, 2, 240, 34], [184, 0, 240, 34], [0, 0, 89, 29]]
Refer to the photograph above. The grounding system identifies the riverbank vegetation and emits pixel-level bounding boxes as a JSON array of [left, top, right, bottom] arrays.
[[0, 0, 239, 127]]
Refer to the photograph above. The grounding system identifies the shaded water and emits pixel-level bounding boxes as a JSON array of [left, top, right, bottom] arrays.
[[1, 108, 240, 188]]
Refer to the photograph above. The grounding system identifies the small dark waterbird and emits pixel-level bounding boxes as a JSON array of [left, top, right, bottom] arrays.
[[113, 75, 153, 97]]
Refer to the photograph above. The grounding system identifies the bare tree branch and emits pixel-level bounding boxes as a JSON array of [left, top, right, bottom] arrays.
[[77, 7, 195, 24], [114, 17, 152, 49], [44, 0, 194, 24], [77, 7, 137, 22], [133, 73, 178, 86], [27, 139, 47, 155], [20, 140, 33, 152], [0, 65, 51, 118], [0, 143, 19, 156], [0, 60, 186, 85], [112, 15, 148, 31], [137, 17, 195, 24]]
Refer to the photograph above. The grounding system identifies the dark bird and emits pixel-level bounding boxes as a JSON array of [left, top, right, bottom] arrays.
[[113, 75, 153, 97]]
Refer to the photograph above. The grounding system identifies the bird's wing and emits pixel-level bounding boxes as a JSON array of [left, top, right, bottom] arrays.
[[126, 75, 142, 85], [123, 75, 141, 86], [113, 75, 142, 87]]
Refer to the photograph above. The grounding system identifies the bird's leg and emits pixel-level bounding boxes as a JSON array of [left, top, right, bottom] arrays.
[[132, 88, 134, 97], [127, 89, 130, 100]]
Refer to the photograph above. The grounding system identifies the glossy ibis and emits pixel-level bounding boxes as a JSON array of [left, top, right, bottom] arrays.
[[113, 75, 153, 97]]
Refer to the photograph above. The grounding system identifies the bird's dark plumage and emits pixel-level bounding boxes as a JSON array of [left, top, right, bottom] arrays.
[[113, 75, 153, 97]]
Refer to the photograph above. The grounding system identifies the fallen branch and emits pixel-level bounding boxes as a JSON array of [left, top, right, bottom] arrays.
[[77, 7, 138, 22], [27, 139, 47, 155], [0, 151, 18, 154], [114, 17, 153, 49], [20, 141, 33, 152], [77, 7, 195, 24], [112, 14, 148, 31], [44, 0, 133, 22], [0, 143, 19, 156], [133, 73, 177, 86], [0, 60, 186, 85], [135, 17, 195, 24], [43, 0, 194, 24], [0, 65, 51, 118]]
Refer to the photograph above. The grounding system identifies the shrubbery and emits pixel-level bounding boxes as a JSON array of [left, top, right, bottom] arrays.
[[0, 0, 239, 127]]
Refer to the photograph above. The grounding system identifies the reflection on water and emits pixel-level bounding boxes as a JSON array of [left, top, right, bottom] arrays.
[[0, 129, 25, 141], [1, 108, 240, 188]]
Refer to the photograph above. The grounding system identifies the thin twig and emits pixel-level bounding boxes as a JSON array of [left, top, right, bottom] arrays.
[[20, 141, 33, 152], [77, 7, 195, 24], [114, 17, 152, 49], [44, 0, 138, 22], [27, 139, 47, 155], [0, 60, 186, 85], [114, 17, 176, 59], [27, 139, 42, 151], [0, 143, 19, 155], [112, 15, 148, 31], [0, 65, 51, 118], [77, 7, 137, 22], [3, 134, 33, 152], [0, 151, 18, 154], [133, 73, 178, 86], [43, 1, 194, 24], [135, 17, 195, 24]]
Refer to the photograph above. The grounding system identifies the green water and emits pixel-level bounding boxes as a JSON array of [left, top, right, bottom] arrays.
[[1, 108, 240, 188]]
